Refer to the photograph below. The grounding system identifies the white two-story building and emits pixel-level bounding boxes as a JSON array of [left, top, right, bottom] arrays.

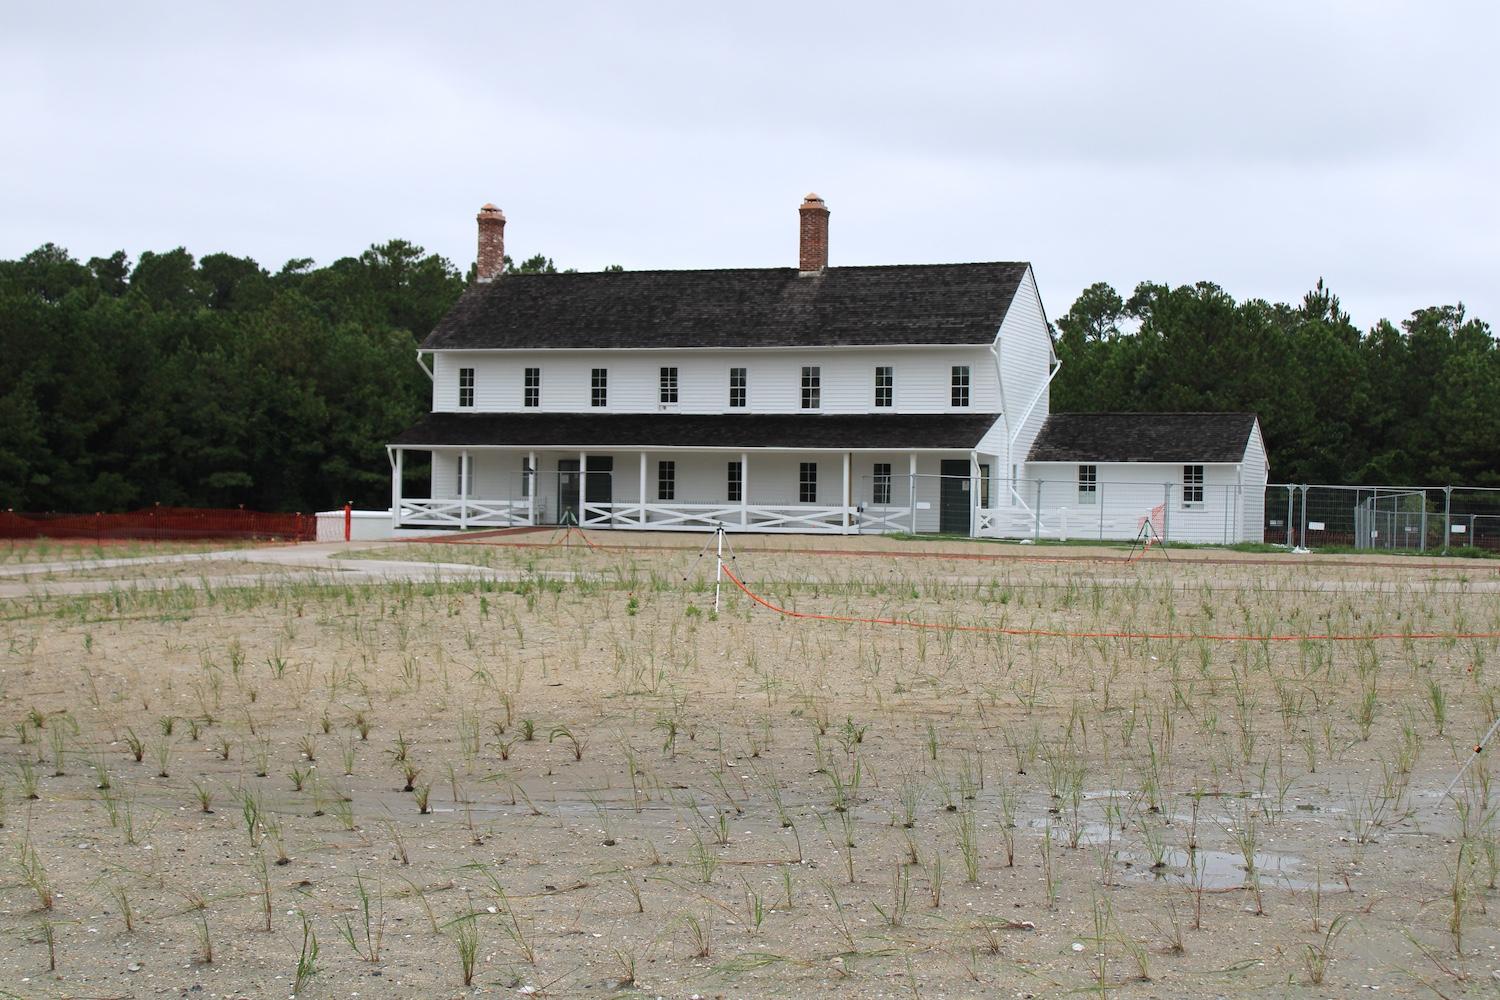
[[389, 195, 1266, 541]]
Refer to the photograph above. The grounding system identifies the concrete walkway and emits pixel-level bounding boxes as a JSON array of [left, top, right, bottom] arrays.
[[0, 540, 571, 600]]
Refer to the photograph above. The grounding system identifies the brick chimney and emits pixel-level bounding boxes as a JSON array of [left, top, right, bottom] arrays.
[[475, 203, 506, 282], [798, 193, 829, 273]]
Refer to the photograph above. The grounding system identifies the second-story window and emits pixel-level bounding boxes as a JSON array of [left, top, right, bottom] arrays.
[[874, 366, 893, 408], [591, 368, 608, 407], [524, 367, 540, 408], [951, 366, 970, 407], [729, 367, 747, 408], [657, 460, 676, 501], [801, 366, 821, 409], [659, 366, 679, 405], [458, 367, 475, 408]]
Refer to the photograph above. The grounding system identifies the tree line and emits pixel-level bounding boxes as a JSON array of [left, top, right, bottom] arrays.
[[0, 239, 1492, 514], [1053, 280, 1496, 487]]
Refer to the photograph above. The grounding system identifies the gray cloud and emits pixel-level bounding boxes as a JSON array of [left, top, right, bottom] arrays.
[[2, 2, 1494, 330]]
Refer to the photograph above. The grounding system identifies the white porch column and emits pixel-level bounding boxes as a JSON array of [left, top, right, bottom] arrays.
[[969, 451, 981, 537], [908, 452, 918, 534], [460, 449, 470, 529], [527, 450, 537, 526], [740, 452, 749, 528], [578, 450, 587, 525], [842, 451, 852, 533], [639, 452, 648, 527], [391, 447, 403, 529]]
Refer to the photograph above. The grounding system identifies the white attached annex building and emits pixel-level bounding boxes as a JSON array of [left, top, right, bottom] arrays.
[[389, 195, 1266, 542]]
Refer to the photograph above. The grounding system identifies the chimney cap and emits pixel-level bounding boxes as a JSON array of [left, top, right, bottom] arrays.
[[801, 193, 826, 207], [478, 203, 505, 218]]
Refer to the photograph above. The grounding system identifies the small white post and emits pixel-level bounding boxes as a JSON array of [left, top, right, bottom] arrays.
[[714, 525, 724, 613], [968, 450, 980, 538], [639, 451, 648, 527], [459, 449, 469, 529], [391, 447, 403, 529], [740, 452, 749, 528], [842, 451, 852, 533], [1059, 505, 1069, 542], [528, 450, 537, 526]]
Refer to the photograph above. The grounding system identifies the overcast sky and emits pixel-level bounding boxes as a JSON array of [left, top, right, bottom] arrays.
[[3, 3, 1495, 330]]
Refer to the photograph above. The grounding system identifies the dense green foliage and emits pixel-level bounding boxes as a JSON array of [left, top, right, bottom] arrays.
[[0, 241, 1492, 514], [1053, 280, 1497, 485], [0, 241, 464, 512]]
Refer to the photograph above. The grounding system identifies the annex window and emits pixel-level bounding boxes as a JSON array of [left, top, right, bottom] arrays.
[[1078, 464, 1097, 504], [801, 366, 821, 409], [951, 365, 970, 407], [980, 463, 991, 508], [658, 460, 676, 501], [872, 462, 892, 505], [591, 368, 608, 407], [729, 367, 747, 408], [727, 461, 743, 502], [458, 367, 475, 408], [659, 366, 679, 405], [1183, 464, 1204, 506], [523, 367, 540, 408], [799, 462, 818, 503], [874, 366, 893, 408]]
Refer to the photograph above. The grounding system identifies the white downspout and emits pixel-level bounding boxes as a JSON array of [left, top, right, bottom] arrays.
[[415, 351, 434, 381]]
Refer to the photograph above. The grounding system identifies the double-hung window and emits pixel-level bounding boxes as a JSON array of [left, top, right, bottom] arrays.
[[727, 461, 743, 502], [659, 366, 678, 405], [801, 366, 821, 409], [521, 457, 533, 498], [458, 367, 475, 408], [591, 368, 607, 407], [729, 367, 747, 408], [874, 366, 893, 408], [951, 365, 970, 407], [523, 367, 540, 408], [658, 461, 676, 501], [872, 463, 892, 505], [1078, 465, 1097, 504], [1183, 465, 1204, 506], [799, 462, 818, 503]]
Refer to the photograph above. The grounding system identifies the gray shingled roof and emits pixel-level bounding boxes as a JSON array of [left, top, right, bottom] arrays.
[[392, 412, 1001, 450], [421, 263, 1030, 350], [1027, 413, 1259, 463]]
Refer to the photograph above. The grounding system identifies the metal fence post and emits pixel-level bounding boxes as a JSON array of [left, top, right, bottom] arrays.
[[1033, 479, 1042, 542], [1299, 485, 1310, 549], [1099, 482, 1105, 541], [1162, 484, 1171, 544], [1284, 488, 1293, 548], [1442, 485, 1452, 554]]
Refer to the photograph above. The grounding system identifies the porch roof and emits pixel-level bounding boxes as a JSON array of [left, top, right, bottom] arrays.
[[392, 411, 1001, 451]]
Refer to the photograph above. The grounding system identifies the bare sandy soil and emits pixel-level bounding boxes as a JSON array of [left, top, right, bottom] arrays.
[[1, 534, 1498, 998]]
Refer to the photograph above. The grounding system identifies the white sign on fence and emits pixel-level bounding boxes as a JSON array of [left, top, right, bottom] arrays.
[[1453, 524, 1468, 534], [1308, 521, 1325, 531]]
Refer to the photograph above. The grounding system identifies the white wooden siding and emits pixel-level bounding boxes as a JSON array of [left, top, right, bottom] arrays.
[[430, 347, 999, 415], [981, 268, 1053, 473], [1240, 420, 1269, 543]]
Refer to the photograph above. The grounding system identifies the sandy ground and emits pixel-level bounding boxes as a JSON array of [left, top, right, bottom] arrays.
[[0, 532, 1498, 998]]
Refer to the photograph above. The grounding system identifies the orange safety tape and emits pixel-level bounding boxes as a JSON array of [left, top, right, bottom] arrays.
[[717, 561, 1500, 644]]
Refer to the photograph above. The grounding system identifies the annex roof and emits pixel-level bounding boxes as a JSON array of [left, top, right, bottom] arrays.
[[421, 263, 1031, 351], [1027, 412, 1259, 464], [392, 412, 1001, 451]]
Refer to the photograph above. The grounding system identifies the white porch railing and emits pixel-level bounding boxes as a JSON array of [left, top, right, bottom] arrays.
[[582, 501, 854, 533], [398, 498, 532, 528]]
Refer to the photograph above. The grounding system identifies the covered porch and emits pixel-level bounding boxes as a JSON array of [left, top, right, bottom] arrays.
[[389, 446, 1007, 535], [387, 411, 1007, 535]]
